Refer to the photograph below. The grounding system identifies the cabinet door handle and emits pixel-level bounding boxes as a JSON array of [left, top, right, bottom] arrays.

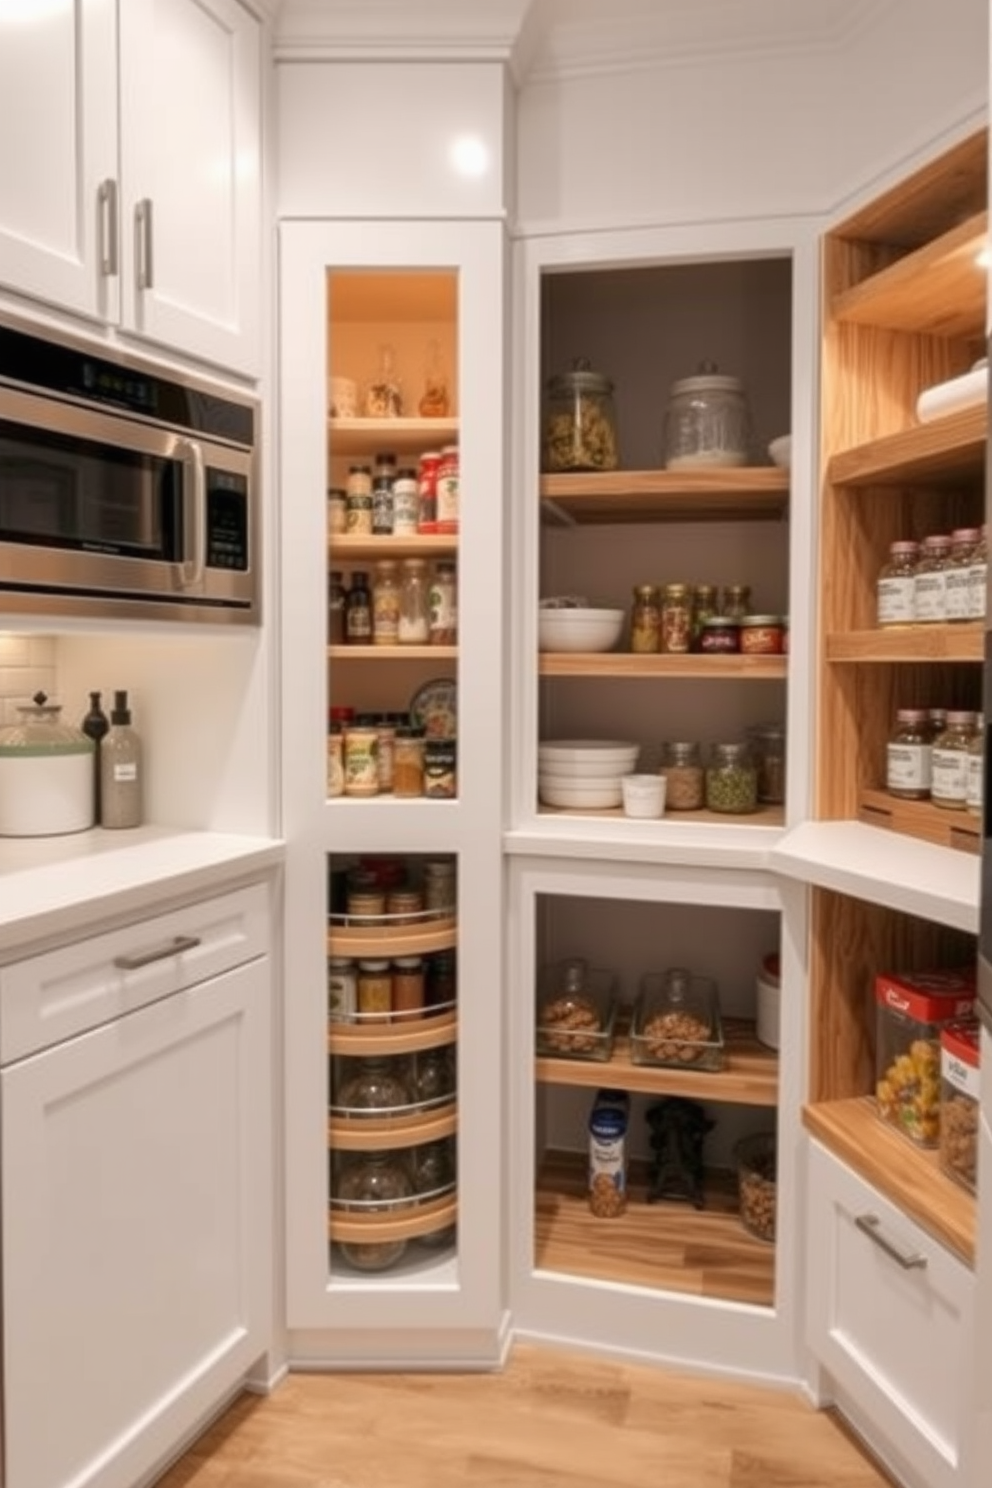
[[855, 1212, 928, 1271], [135, 197, 154, 290], [97, 178, 118, 276], [113, 934, 201, 971]]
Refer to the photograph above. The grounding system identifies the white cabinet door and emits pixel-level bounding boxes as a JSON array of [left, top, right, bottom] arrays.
[[0, 0, 118, 321], [2, 958, 271, 1488], [118, 0, 261, 375]]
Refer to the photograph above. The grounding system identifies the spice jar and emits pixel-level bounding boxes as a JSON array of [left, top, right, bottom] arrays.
[[355, 964, 393, 1020], [343, 720, 379, 797], [375, 713, 396, 793], [393, 725, 426, 797], [658, 740, 705, 810], [392, 468, 419, 536], [436, 445, 460, 534], [630, 585, 661, 653], [690, 584, 718, 649], [423, 857, 457, 913], [969, 525, 987, 619], [335, 1151, 413, 1273], [424, 738, 457, 798], [705, 742, 758, 814], [392, 956, 426, 1020], [428, 560, 458, 645], [886, 708, 931, 801], [721, 584, 752, 621], [914, 534, 952, 623], [663, 362, 751, 470], [345, 466, 373, 534], [327, 487, 347, 536], [877, 540, 919, 627], [543, 357, 619, 472], [931, 710, 976, 811], [417, 451, 440, 534], [372, 560, 401, 646], [661, 583, 692, 653], [328, 570, 347, 646], [328, 956, 357, 1022], [399, 558, 430, 644], [371, 475, 394, 536], [944, 529, 979, 621]]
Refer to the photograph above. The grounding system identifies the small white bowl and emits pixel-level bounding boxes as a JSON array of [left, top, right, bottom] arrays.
[[768, 435, 791, 470], [621, 773, 667, 819], [538, 777, 624, 810], [538, 608, 625, 653]]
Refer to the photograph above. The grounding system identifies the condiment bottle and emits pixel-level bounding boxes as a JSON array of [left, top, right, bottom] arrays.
[[630, 585, 661, 653], [428, 560, 458, 645], [931, 710, 976, 811], [886, 708, 931, 800], [328, 570, 347, 645], [914, 534, 952, 623], [877, 540, 919, 626], [372, 561, 400, 646], [100, 689, 142, 829], [945, 529, 979, 621], [345, 570, 372, 643], [80, 690, 110, 822]]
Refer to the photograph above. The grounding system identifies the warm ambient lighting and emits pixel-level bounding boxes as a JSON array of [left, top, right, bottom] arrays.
[[976, 243, 992, 269], [0, 0, 69, 21], [449, 134, 490, 179]]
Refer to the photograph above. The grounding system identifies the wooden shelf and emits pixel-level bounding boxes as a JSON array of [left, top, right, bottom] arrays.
[[829, 403, 987, 487], [536, 1017, 778, 1107], [539, 652, 787, 679], [540, 468, 789, 524], [831, 210, 987, 338], [537, 803, 785, 828], [328, 417, 458, 457], [824, 624, 982, 662], [327, 1102, 457, 1152], [327, 915, 457, 960], [858, 789, 980, 856], [328, 644, 457, 661], [329, 535, 458, 561], [535, 1151, 775, 1307], [803, 1097, 975, 1266], [328, 1009, 458, 1057], [328, 1192, 457, 1245]]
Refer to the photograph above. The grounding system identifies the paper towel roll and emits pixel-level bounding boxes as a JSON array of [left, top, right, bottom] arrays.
[[916, 366, 988, 423]]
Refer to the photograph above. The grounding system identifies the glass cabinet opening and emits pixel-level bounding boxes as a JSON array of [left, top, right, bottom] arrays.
[[326, 270, 460, 803], [537, 258, 792, 827], [532, 893, 781, 1307], [326, 849, 459, 1281]]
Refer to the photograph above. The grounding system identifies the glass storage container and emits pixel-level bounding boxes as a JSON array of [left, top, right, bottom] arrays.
[[747, 723, 787, 804], [705, 742, 758, 814], [886, 708, 931, 801], [334, 1055, 411, 1114], [914, 534, 952, 623], [944, 528, 979, 620], [398, 558, 430, 644], [542, 357, 619, 472], [630, 970, 724, 1070], [630, 585, 661, 653], [735, 1132, 777, 1243], [536, 960, 618, 1062], [412, 1138, 457, 1249], [931, 711, 977, 811], [334, 1150, 414, 1273], [660, 584, 692, 653], [876, 540, 919, 627], [874, 968, 976, 1146], [658, 740, 704, 810], [939, 1019, 980, 1192], [663, 362, 751, 470]]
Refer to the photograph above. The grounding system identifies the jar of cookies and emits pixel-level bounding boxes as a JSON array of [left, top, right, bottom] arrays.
[[543, 358, 619, 472]]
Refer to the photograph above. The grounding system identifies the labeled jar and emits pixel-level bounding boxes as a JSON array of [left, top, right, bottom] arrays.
[[345, 570, 372, 643], [663, 362, 751, 470], [914, 534, 952, 622], [424, 738, 457, 798], [658, 740, 704, 810], [345, 466, 373, 534], [699, 617, 740, 653], [387, 887, 424, 919], [398, 558, 430, 644], [392, 956, 426, 1020], [355, 965, 393, 1021], [372, 560, 401, 645], [423, 858, 457, 913], [931, 710, 976, 810], [327, 722, 344, 798], [705, 742, 758, 814], [747, 724, 786, 804], [418, 451, 440, 534], [877, 540, 919, 626], [328, 957, 357, 1022], [886, 708, 931, 800], [343, 721, 379, 796], [739, 615, 784, 654], [969, 524, 987, 619], [661, 584, 692, 653], [347, 884, 386, 922], [630, 584, 661, 653], [690, 584, 719, 648], [327, 487, 347, 536], [375, 714, 396, 793], [721, 584, 752, 621], [543, 357, 619, 472], [328, 569, 346, 646], [393, 726, 426, 797], [428, 560, 458, 645], [939, 1019, 980, 1192], [945, 528, 979, 621], [371, 475, 394, 536], [436, 445, 460, 534], [392, 468, 419, 536], [967, 712, 984, 818]]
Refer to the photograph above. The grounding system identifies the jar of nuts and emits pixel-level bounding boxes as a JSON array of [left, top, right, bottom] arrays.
[[734, 1131, 777, 1243], [658, 740, 704, 810], [630, 970, 724, 1070], [543, 358, 619, 472], [939, 1019, 980, 1192], [536, 959, 616, 1062]]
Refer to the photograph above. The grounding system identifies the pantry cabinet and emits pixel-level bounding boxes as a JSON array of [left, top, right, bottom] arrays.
[[0, 0, 261, 377]]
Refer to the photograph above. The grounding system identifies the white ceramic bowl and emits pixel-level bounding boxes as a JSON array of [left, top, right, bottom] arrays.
[[538, 608, 625, 653], [539, 739, 639, 763], [537, 751, 639, 779], [538, 776, 624, 810], [768, 434, 791, 470]]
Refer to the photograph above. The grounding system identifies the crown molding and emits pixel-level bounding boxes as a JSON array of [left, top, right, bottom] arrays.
[[273, 0, 536, 66]]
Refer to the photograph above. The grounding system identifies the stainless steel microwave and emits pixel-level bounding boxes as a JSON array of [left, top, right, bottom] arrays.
[[0, 316, 258, 624]]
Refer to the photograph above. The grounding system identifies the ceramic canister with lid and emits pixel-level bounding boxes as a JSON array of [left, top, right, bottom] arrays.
[[663, 361, 752, 470], [0, 691, 95, 836]]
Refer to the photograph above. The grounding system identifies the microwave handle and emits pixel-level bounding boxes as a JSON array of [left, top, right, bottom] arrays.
[[176, 438, 206, 589]]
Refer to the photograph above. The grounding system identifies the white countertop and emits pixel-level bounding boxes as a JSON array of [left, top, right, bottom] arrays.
[[0, 826, 285, 956]]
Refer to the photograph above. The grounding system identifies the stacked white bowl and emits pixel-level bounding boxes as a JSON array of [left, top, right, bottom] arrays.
[[538, 740, 640, 809]]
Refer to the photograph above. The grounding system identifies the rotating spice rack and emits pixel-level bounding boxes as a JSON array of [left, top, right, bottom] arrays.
[[326, 907, 459, 1249]]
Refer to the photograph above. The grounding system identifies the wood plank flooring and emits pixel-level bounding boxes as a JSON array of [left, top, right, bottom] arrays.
[[154, 1342, 897, 1488]]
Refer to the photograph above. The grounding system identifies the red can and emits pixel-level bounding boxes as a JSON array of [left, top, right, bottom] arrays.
[[417, 451, 440, 534], [436, 444, 459, 535]]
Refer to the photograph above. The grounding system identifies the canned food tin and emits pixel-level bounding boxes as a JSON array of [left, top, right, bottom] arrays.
[[436, 445, 459, 534]]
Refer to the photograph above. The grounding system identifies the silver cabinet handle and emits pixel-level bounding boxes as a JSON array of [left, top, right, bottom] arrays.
[[135, 197, 154, 290], [97, 178, 118, 276], [855, 1213, 928, 1271], [175, 437, 206, 588], [113, 934, 201, 971]]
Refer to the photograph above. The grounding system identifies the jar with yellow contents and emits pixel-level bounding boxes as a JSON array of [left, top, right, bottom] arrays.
[[630, 585, 661, 653]]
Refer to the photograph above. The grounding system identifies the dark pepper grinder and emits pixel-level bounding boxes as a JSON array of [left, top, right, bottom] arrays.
[[81, 690, 110, 823]]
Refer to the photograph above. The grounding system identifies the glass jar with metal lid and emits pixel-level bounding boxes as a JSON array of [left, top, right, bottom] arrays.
[[334, 1151, 414, 1273], [630, 584, 661, 653], [886, 708, 931, 801], [543, 357, 619, 472], [663, 361, 751, 470], [661, 584, 692, 653], [705, 742, 759, 814], [931, 711, 977, 811], [658, 740, 704, 810]]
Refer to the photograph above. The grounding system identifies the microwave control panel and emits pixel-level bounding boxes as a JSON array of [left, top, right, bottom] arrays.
[[206, 472, 249, 571]]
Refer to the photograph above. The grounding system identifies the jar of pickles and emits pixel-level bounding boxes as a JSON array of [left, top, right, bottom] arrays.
[[705, 742, 758, 814], [630, 585, 661, 653], [661, 583, 692, 653]]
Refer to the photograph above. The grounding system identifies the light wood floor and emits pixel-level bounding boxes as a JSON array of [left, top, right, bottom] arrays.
[[154, 1343, 898, 1488]]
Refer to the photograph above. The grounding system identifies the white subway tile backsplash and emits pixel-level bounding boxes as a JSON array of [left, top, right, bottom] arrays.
[[27, 636, 57, 666], [0, 637, 30, 667]]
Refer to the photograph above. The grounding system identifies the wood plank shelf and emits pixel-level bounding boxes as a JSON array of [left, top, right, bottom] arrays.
[[328, 416, 458, 457], [327, 915, 457, 960], [328, 1009, 458, 1057], [539, 653, 787, 679], [535, 1151, 775, 1307], [540, 468, 789, 525], [825, 624, 983, 662], [803, 1096, 975, 1266], [536, 1017, 778, 1106], [831, 210, 988, 337], [327, 1103, 457, 1152], [858, 789, 980, 855], [537, 803, 785, 828], [828, 403, 986, 487], [328, 1192, 457, 1245], [328, 644, 457, 661], [329, 535, 458, 561]]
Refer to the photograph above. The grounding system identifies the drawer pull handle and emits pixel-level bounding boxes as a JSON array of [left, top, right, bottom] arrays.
[[113, 934, 202, 971], [855, 1213, 927, 1271]]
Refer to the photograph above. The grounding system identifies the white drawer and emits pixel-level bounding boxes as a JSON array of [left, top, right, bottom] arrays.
[[0, 882, 270, 1062], [806, 1138, 973, 1488]]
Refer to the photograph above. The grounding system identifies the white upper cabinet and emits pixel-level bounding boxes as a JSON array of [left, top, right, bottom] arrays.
[[0, 0, 261, 378]]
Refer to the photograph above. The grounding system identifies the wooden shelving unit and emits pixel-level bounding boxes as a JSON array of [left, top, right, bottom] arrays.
[[540, 467, 788, 524], [539, 653, 787, 679], [831, 210, 987, 338], [328, 1192, 457, 1245], [328, 644, 457, 662], [536, 1017, 778, 1106], [535, 1151, 775, 1307], [328, 416, 458, 458], [829, 402, 986, 487], [329, 535, 458, 561], [327, 914, 457, 960], [327, 1104, 457, 1151], [824, 624, 982, 662], [858, 789, 981, 855], [537, 803, 785, 828]]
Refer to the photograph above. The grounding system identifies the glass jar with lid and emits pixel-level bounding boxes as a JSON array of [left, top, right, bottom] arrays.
[[663, 361, 751, 470], [543, 357, 620, 472], [658, 740, 704, 810], [944, 528, 979, 621], [334, 1151, 414, 1273], [0, 692, 95, 836], [412, 1138, 458, 1249], [630, 585, 661, 653], [428, 560, 458, 645], [372, 560, 401, 646], [746, 723, 787, 804], [690, 584, 718, 649], [969, 525, 988, 619], [335, 1055, 411, 1112], [914, 534, 953, 623], [877, 540, 919, 626], [705, 742, 759, 814], [412, 1045, 455, 1107], [398, 558, 430, 644], [721, 584, 752, 621], [931, 711, 977, 811], [885, 708, 932, 800], [660, 583, 692, 653]]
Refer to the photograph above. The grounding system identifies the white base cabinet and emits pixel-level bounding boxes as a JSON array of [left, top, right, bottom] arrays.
[[806, 1139, 975, 1488], [0, 882, 272, 1488]]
